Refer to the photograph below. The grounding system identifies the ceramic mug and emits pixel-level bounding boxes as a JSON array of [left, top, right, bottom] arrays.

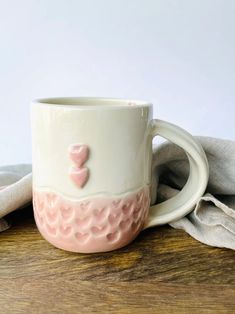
[[31, 97, 209, 253]]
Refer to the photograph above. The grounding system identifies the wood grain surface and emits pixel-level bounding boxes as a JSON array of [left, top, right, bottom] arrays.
[[0, 206, 234, 314]]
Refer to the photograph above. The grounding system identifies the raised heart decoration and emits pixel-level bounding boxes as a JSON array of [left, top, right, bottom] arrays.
[[69, 144, 89, 167], [69, 166, 89, 188], [68, 143, 90, 188]]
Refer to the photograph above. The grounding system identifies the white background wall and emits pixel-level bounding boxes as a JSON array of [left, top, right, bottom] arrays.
[[0, 0, 234, 165]]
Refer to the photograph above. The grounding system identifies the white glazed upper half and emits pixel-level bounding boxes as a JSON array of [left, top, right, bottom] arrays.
[[31, 98, 153, 199]]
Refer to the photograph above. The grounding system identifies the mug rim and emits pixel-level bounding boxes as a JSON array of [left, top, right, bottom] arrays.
[[32, 97, 152, 109]]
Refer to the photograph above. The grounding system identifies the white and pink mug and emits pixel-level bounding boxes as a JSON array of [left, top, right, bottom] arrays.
[[31, 97, 209, 253]]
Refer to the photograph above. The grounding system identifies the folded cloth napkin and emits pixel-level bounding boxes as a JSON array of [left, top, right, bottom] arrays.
[[0, 164, 32, 231], [151, 137, 235, 250], [0, 137, 234, 250]]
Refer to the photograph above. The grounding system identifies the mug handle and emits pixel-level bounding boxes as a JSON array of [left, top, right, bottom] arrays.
[[144, 119, 209, 228]]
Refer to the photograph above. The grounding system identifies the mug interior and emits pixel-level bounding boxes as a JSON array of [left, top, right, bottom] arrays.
[[34, 97, 151, 108]]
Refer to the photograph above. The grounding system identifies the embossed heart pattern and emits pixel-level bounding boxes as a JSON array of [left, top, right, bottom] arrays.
[[33, 187, 150, 253]]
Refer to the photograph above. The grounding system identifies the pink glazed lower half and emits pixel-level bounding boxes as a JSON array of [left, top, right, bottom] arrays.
[[33, 186, 150, 253]]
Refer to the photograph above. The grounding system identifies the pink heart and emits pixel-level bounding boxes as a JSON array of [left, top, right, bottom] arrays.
[[75, 231, 89, 243], [93, 208, 107, 222], [60, 205, 74, 220], [46, 209, 57, 223], [108, 212, 121, 225], [119, 218, 131, 230], [70, 166, 89, 188], [75, 216, 91, 228], [59, 224, 72, 236], [91, 225, 108, 235], [106, 231, 120, 243], [69, 144, 89, 167]]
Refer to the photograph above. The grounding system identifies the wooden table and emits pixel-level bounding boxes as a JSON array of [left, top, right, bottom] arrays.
[[0, 206, 234, 313]]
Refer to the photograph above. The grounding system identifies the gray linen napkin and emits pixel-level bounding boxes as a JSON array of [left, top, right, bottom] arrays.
[[151, 137, 235, 250], [0, 137, 234, 249], [0, 164, 32, 231]]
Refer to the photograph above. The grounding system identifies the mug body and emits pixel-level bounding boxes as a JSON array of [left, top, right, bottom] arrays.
[[31, 97, 153, 253]]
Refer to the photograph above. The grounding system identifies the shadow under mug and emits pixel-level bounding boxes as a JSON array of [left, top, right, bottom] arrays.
[[31, 97, 209, 253]]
